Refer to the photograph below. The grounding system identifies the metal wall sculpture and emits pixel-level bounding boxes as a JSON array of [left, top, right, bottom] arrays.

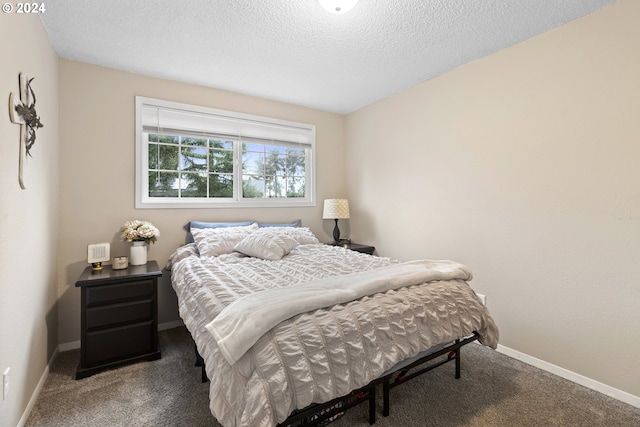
[[9, 73, 44, 189]]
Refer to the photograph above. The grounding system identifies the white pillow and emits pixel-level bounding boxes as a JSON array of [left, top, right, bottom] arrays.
[[191, 223, 258, 257], [234, 229, 300, 260], [165, 243, 199, 270], [254, 226, 320, 245]]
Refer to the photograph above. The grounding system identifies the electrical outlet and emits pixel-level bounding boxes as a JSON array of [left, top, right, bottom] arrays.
[[2, 367, 10, 401], [476, 293, 487, 306]]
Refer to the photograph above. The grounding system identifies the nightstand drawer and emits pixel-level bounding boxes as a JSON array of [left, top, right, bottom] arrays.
[[85, 322, 155, 366], [86, 280, 154, 306], [86, 300, 153, 330]]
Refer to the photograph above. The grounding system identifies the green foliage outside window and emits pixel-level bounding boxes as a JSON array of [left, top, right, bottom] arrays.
[[147, 134, 305, 200], [242, 142, 306, 198]]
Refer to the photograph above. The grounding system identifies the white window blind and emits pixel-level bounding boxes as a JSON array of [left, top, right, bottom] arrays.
[[135, 96, 316, 209], [140, 104, 314, 144]]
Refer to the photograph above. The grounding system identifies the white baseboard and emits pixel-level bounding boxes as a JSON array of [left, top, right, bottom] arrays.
[[18, 348, 59, 427], [58, 340, 80, 351], [497, 344, 640, 409], [158, 320, 184, 331]]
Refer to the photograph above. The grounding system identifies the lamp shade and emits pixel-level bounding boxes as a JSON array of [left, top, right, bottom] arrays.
[[323, 199, 350, 219]]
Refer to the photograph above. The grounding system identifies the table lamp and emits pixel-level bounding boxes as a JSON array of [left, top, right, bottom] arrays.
[[323, 199, 350, 243]]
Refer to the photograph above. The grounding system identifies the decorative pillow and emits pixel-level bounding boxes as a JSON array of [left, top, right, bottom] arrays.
[[234, 229, 300, 261], [259, 226, 320, 245], [257, 219, 302, 228], [184, 220, 254, 243], [191, 223, 258, 257]]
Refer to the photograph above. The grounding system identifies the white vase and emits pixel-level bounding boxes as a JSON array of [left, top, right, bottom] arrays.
[[130, 241, 148, 265]]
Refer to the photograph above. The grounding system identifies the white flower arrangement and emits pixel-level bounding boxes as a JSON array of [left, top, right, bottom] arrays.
[[121, 220, 160, 245]]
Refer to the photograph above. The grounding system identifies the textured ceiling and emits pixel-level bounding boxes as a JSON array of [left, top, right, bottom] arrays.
[[39, 0, 616, 114]]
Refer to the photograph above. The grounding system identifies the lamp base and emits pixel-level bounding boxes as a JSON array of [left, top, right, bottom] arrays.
[[332, 219, 341, 242]]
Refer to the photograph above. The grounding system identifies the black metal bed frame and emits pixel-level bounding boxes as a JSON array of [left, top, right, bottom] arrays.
[[380, 333, 479, 419], [194, 332, 480, 426]]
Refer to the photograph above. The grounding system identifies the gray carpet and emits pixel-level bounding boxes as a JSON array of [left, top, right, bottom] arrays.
[[25, 327, 640, 426]]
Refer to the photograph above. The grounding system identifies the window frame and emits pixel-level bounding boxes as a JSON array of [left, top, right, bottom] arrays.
[[135, 97, 316, 209]]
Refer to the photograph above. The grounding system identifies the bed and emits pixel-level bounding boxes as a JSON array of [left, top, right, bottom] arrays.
[[167, 222, 499, 427]]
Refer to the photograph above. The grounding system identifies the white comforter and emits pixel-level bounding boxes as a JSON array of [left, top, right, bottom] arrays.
[[169, 243, 499, 427], [208, 259, 474, 365]]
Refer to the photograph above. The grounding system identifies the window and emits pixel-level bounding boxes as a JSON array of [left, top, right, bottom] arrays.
[[135, 97, 315, 208]]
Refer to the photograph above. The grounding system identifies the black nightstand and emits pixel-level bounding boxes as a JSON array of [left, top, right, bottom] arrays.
[[328, 242, 375, 255], [75, 261, 162, 379]]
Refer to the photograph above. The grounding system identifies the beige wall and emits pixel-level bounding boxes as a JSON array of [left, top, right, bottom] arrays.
[[4, 2, 637, 422], [347, 0, 640, 398], [0, 13, 59, 426], [57, 60, 347, 345]]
